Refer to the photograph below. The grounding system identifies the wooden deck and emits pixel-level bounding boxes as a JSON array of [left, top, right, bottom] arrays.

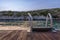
[[0, 30, 27, 40], [28, 31, 60, 40], [0, 30, 60, 40]]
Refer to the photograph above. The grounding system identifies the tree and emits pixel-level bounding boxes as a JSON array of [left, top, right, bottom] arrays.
[[2, 11, 13, 16], [16, 13, 21, 17]]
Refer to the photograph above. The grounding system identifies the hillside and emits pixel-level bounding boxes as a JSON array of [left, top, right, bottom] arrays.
[[0, 8, 60, 18]]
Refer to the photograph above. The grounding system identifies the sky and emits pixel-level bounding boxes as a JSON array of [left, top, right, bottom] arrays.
[[0, 0, 60, 11]]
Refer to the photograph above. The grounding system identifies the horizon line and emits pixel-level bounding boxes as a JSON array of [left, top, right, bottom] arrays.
[[0, 7, 60, 12]]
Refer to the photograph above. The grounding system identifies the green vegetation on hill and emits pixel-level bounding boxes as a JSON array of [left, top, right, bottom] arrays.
[[0, 8, 60, 18], [2, 11, 13, 16]]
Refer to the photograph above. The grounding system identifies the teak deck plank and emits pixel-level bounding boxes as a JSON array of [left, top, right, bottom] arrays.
[[30, 31, 60, 40], [0, 30, 27, 40], [17, 30, 27, 40], [0, 30, 60, 40]]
